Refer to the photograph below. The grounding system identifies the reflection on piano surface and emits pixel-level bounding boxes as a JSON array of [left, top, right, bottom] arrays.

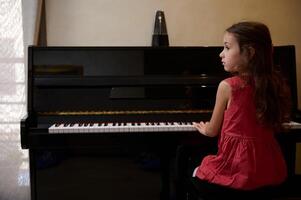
[[21, 46, 300, 200]]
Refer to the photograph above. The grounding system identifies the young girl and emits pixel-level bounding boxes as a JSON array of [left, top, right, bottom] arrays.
[[191, 21, 291, 198]]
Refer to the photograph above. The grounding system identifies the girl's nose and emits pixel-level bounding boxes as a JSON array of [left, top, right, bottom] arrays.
[[219, 51, 223, 58]]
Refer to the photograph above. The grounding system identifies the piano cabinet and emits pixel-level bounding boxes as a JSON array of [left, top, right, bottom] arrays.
[[27, 131, 216, 200], [25, 128, 301, 200], [22, 46, 300, 200]]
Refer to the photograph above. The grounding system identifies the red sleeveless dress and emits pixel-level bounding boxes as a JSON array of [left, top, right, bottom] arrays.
[[195, 76, 287, 190]]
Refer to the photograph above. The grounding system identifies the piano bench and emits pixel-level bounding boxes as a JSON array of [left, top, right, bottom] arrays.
[[182, 179, 299, 200], [175, 144, 301, 200], [176, 175, 301, 200]]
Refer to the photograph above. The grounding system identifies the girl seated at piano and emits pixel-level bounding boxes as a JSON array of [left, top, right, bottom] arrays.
[[183, 21, 291, 199]]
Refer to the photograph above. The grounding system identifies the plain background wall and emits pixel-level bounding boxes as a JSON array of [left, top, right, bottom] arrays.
[[45, 0, 301, 103], [45, 0, 301, 173]]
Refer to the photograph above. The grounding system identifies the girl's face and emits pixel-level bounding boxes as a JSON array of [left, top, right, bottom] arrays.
[[219, 32, 248, 73]]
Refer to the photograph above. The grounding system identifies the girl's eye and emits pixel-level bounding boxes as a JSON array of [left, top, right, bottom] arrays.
[[224, 46, 229, 50]]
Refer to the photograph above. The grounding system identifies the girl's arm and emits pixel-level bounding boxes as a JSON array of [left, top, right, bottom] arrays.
[[193, 80, 230, 137]]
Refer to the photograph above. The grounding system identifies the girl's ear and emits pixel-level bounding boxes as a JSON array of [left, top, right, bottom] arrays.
[[248, 46, 255, 59]]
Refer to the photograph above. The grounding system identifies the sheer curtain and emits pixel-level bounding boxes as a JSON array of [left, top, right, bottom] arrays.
[[0, 0, 25, 125], [0, 0, 38, 199]]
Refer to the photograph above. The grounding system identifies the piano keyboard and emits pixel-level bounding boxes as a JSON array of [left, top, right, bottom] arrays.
[[48, 122, 197, 134], [48, 121, 301, 134], [283, 121, 301, 129]]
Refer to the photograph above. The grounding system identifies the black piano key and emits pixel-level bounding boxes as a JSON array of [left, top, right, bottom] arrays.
[[55, 123, 61, 127]]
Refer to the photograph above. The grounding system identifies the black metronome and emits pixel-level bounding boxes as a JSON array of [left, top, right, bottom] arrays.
[[152, 10, 169, 46]]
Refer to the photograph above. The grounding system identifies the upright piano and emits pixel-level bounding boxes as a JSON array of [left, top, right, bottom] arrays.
[[21, 46, 300, 200]]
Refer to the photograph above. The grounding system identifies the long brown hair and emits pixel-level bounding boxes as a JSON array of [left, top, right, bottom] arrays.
[[226, 21, 291, 131]]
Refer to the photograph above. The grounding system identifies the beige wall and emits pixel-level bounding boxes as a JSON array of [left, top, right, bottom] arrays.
[[45, 0, 301, 173]]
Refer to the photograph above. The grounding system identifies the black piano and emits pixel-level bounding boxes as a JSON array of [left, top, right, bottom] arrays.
[[21, 46, 300, 200]]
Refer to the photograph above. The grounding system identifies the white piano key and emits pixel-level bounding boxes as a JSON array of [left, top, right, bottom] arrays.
[[89, 123, 97, 133], [76, 124, 84, 133], [139, 122, 147, 132], [83, 124, 89, 133], [127, 122, 134, 132], [94, 123, 103, 133], [98, 123, 107, 133], [135, 123, 144, 132], [158, 122, 167, 132], [62, 124, 71, 133], [147, 123, 156, 132], [130, 123, 138, 132], [107, 123, 119, 133], [115, 123, 123, 133], [49, 124, 59, 133], [72, 123, 80, 133], [56, 124, 65, 133]]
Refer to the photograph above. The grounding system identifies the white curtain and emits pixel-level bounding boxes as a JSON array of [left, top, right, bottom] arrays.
[[0, 0, 25, 123], [0, 0, 38, 199]]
